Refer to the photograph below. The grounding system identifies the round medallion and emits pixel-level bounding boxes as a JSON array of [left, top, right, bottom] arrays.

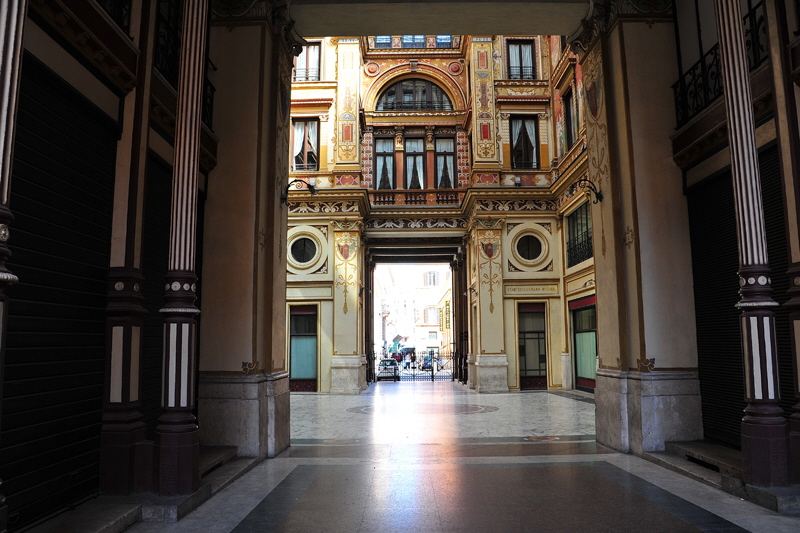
[[171, 281, 181, 291], [191, 283, 197, 292], [449, 61, 463, 75], [758, 276, 767, 285], [365, 62, 380, 76], [183, 283, 191, 291], [795, 277, 800, 286], [133, 283, 140, 292], [748, 277, 756, 285], [0, 224, 9, 242], [114, 282, 124, 291], [165, 283, 170, 291], [739, 277, 746, 287]]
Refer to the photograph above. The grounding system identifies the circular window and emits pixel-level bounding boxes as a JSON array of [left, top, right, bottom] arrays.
[[291, 237, 317, 264], [516, 235, 542, 261]]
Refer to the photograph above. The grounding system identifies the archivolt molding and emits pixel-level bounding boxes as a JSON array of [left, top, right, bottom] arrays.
[[362, 63, 468, 112]]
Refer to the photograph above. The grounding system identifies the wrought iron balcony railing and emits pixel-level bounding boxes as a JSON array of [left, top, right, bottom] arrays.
[[96, 0, 132, 32], [377, 101, 453, 112], [508, 66, 536, 80], [293, 163, 319, 171], [566, 230, 593, 268], [202, 76, 215, 128], [672, 1, 767, 127], [512, 160, 538, 170], [293, 68, 320, 82]]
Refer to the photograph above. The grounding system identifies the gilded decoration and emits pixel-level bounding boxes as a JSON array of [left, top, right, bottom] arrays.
[[472, 42, 497, 161], [289, 201, 359, 214], [362, 62, 468, 112], [474, 199, 556, 212], [366, 218, 466, 230], [334, 232, 358, 314], [477, 230, 501, 313]]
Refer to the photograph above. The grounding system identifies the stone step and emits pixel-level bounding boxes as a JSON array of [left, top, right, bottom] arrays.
[[199, 445, 238, 477], [24, 499, 141, 533], [664, 440, 743, 479]]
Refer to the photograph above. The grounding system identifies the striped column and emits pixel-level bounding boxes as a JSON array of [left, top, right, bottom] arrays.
[[714, 0, 788, 487], [0, 1, 27, 528], [155, 0, 207, 496]]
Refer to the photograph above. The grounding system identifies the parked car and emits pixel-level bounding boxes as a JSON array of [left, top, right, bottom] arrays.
[[377, 358, 400, 381], [420, 356, 438, 371]]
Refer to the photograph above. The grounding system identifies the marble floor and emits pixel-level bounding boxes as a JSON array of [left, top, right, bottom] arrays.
[[126, 382, 800, 533]]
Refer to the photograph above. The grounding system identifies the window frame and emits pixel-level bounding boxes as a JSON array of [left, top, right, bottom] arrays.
[[562, 87, 577, 152], [507, 39, 536, 80], [376, 79, 453, 112], [405, 137, 425, 189], [566, 201, 593, 267], [294, 43, 321, 82], [374, 136, 396, 190], [292, 118, 320, 171], [509, 115, 539, 170], [434, 137, 456, 189]]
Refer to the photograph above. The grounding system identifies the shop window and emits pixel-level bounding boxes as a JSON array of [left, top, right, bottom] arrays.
[[292, 119, 319, 171], [508, 40, 536, 79], [566, 202, 593, 267], [572, 302, 597, 392], [435, 138, 455, 189], [510, 116, 538, 169], [294, 44, 320, 81], [289, 306, 317, 387], [518, 302, 547, 389]]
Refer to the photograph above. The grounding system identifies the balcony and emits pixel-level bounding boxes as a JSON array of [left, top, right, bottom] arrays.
[[566, 230, 593, 268], [672, 1, 767, 127], [293, 68, 320, 82], [508, 66, 536, 80], [376, 101, 453, 112], [368, 189, 465, 207]]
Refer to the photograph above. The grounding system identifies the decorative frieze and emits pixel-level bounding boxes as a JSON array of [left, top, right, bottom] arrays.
[[473, 199, 557, 212], [365, 218, 466, 230], [289, 201, 360, 214]]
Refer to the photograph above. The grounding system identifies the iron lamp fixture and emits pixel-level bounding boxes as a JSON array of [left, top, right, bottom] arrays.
[[574, 177, 603, 203], [281, 178, 317, 205]]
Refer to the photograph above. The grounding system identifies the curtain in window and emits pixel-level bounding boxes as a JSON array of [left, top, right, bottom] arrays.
[[406, 139, 423, 188], [509, 43, 521, 71], [435, 139, 454, 189], [376, 139, 394, 189], [305, 121, 318, 158], [523, 119, 537, 161], [511, 119, 523, 149], [293, 121, 305, 168], [306, 45, 319, 73], [521, 43, 534, 71]]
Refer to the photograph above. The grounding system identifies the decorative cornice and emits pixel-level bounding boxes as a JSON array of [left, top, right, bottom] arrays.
[[365, 218, 466, 230], [30, 0, 139, 93]]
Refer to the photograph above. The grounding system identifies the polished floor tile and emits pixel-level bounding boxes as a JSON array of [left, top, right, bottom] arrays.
[[127, 382, 800, 533]]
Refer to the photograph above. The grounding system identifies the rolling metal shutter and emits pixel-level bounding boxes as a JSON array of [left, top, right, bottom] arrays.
[[687, 145, 789, 448], [0, 54, 117, 529]]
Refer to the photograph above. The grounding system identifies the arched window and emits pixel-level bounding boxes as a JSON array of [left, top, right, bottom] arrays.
[[376, 79, 453, 111]]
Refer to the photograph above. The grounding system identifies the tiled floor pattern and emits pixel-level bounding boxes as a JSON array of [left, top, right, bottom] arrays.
[[126, 382, 800, 532]]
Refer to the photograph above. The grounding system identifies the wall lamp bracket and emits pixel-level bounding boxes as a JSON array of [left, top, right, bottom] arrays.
[[574, 177, 603, 204], [281, 178, 317, 205]]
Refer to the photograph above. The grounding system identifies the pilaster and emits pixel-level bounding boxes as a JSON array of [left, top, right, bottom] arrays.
[[331, 223, 362, 394]]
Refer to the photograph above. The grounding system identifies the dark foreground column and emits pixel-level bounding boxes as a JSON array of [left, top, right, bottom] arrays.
[[0, 0, 27, 527], [714, 0, 789, 487], [155, 0, 208, 496]]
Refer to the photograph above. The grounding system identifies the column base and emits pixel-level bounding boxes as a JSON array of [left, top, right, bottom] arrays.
[[742, 417, 789, 487], [99, 420, 147, 494], [561, 352, 573, 390], [154, 425, 199, 496], [596, 369, 704, 454], [473, 353, 509, 393], [330, 355, 363, 394], [198, 371, 290, 459]]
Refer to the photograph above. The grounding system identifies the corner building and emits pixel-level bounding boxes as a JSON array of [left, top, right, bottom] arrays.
[[0, 1, 797, 530]]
